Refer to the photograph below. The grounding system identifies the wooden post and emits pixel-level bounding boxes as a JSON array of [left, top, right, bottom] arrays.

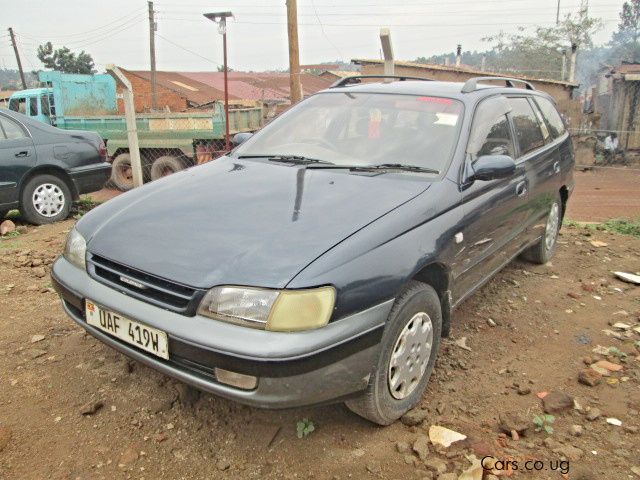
[[380, 28, 394, 82], [106, 65, 143, 188], [148, 1, 157, 111], [8, 28, 27, 89], [286, 0, 302, 104]]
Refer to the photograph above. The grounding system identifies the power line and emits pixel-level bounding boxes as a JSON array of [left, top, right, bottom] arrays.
[[155, 33, 224, 67]]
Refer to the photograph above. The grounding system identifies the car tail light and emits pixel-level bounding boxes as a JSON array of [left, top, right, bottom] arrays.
[[99, 141, 108, 160]]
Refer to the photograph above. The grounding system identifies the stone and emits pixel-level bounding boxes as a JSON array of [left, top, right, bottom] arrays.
[[542, 391, 574, 413], [413, 434, 431, 461], [395, 441, 411, 454], [517, 386, 532, 395], [119, 445, 139, 465], [570, 425, 584, 436], [586, 408, 601, 421], [80, 400, 104, 416], [554, 445, 584, 461], [401, 407, 429, 426], [424, 458, 448, 474], [487, 318, 496, 327], [32, 267, 46, 278], [0, 426, 11, 452], [366, 462, 382, 475], [498, 412, 529, 434], [543, 437, 562, 450], [578, 368, 602, 387], [593, 360, 623, 372], [216, 459, 231, 471], [0, 220, 15, 236], [428, 425, 467, 448], [30, 334, 45, 344]]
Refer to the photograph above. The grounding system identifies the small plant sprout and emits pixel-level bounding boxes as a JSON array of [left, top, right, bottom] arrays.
[[296, 419, 315, 438], [533, 414, 555, 434]]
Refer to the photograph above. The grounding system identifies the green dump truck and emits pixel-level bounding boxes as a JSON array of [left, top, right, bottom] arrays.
[[8, 71, 263, 190]]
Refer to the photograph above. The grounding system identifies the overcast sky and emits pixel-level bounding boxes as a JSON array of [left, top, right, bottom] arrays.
[[0, 0, 625, 74]]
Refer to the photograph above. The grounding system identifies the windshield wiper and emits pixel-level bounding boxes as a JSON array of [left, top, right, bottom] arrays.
[[237, 154, 333, 165], [307, 162, 439, 174]]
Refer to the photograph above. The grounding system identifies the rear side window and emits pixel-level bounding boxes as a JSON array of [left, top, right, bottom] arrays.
[[0, 116, 27, 140], [41, 96, 51, 117], [508, 97, 545, 156], [29, 97, 38, 116], [8, 97, 26, 114], [534, 97, 566, 138]]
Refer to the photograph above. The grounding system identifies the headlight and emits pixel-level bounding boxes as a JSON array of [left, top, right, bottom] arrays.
[[63, 228, 86, 270], [197, 285, 335, 332]]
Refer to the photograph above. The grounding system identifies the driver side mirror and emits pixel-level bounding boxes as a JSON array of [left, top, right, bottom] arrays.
[[470, 154, 516, 181], [232, 132, 253, 147]]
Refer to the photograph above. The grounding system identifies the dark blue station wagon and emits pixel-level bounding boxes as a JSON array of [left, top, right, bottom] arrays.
[[52, 76, 574, 425]]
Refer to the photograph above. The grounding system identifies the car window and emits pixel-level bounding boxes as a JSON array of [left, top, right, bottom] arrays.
[[468, 96, 515, 158], [41, 95, 51, 117], [507, 97, 545, 156], [534, 97, 567, 138], [0, 116, 27, 140], [29, 97, 38, 117]]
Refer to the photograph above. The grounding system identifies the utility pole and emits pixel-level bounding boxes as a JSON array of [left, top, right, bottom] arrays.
[[8, 28, 27, 89], [380, 28, 394, 81], [148, 1, 157, 111], [556, 0, 561, 24], [286, 0, 302, 104]]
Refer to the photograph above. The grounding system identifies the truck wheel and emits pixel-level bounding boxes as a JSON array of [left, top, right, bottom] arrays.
[[345, 281, 442, 425], [150, 156, 186, 181], [20, 174, 72, 225], [521, 193, 562, 264], [111, 153, 134, 191]]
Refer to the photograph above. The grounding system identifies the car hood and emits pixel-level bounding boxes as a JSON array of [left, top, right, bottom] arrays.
[[79, 157, 431, 289]]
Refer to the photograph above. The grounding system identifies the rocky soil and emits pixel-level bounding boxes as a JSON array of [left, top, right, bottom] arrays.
[[0, 218, 639, 480]]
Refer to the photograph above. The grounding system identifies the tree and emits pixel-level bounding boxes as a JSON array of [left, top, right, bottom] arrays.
[[36, 42, 96, 74], [610, 0, 640, 62]]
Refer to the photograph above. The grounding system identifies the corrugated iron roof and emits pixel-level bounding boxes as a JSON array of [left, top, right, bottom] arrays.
[[352, 59, 579, 88], [123, 69, 332, 105]]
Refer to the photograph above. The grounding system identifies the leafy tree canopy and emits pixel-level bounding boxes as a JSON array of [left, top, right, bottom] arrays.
[[610, 0, 640, 62], [36, 42, 96, 74]]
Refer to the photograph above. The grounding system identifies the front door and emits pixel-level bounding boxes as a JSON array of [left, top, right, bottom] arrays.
[[451, 96, 528, 303], [0, 114, 37, 207]]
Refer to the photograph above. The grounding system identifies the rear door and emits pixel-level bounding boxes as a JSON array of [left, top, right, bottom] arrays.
[[508, 96, 562, 245], [452, 95, 528, 303], [0, 114, 37, 206]]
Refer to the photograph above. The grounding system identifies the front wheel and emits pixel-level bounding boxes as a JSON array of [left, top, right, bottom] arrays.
[[20, 174, 72, 225], [521, 194, 562, 264], [345, 281, 442, 425]]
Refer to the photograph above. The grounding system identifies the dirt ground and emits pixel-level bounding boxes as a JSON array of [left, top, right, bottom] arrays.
[[0, 205, 639, 479]]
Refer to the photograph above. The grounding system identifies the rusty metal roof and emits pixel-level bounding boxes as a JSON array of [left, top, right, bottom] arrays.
[[123, 69, 332, 105]]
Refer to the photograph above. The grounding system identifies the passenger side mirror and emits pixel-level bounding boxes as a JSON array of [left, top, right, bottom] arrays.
[[232, 132, 253, 147], [470, 154, 516, 181]]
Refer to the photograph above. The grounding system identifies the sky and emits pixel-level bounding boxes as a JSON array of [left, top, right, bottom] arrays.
[[0, 0, 626, 74]]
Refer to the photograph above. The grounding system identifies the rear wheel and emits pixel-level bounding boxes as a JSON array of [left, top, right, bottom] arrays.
[[150, 156, 186, 181], [521, 193, 562, 264], [111, 153, 134, 191], [345, 281, 442, 425], [20, 174, 72, 225]]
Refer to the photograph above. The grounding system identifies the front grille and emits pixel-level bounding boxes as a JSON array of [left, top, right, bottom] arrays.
[[88, 254, 203, 314]]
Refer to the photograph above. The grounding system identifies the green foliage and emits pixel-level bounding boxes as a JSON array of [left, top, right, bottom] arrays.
[[611, 0, 640, 62], [71, 197, 100, 219], [296, 419, 315, 438], [533, 414, 555, 434], [562, 218, 640, 238], [36, 42, 96, 74]]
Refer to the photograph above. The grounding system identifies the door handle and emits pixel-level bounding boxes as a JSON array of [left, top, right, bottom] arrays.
[[516, 180, 527, 197], [15, 151, 29, 158], [553, 161, 560, 174]]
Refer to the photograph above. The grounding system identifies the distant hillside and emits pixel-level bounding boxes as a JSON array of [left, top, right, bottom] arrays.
[[0, 69, 38, 90]]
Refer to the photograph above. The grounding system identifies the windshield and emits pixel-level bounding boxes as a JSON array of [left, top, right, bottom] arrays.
[[234, 92, 463, 172]]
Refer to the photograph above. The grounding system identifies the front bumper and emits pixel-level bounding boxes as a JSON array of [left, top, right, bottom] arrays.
[[51, 257, 393, 408], [68, 162, 111, 195]]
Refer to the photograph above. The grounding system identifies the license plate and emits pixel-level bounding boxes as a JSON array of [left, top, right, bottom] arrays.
[[85, 301, 169, 360]]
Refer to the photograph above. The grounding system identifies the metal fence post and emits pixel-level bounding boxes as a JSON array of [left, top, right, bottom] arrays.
[[106, 64, 143, 188], [380, 28, 394, 82]]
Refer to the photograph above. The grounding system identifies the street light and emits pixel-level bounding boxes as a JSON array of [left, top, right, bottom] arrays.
[[204, 11, 233, 151]]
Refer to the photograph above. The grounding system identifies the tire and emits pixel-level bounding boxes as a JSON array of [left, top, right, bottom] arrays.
[[111, 153, 134, 191], [150, 156, 186, 181], [521, 193, 562, 264], [345, 281, 442, 425], [20, 174, 72, 225]]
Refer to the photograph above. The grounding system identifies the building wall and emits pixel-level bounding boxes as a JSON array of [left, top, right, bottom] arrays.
[[116, 73, 188, 113], [360, 64, 575, 104]]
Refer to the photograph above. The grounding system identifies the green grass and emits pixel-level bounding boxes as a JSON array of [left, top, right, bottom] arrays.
[[564, 217, 640, 238]]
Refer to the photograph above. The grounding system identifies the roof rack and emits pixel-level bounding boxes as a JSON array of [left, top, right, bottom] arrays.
[[330, 74, 434, 88], [461, 76, 535, 93]]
